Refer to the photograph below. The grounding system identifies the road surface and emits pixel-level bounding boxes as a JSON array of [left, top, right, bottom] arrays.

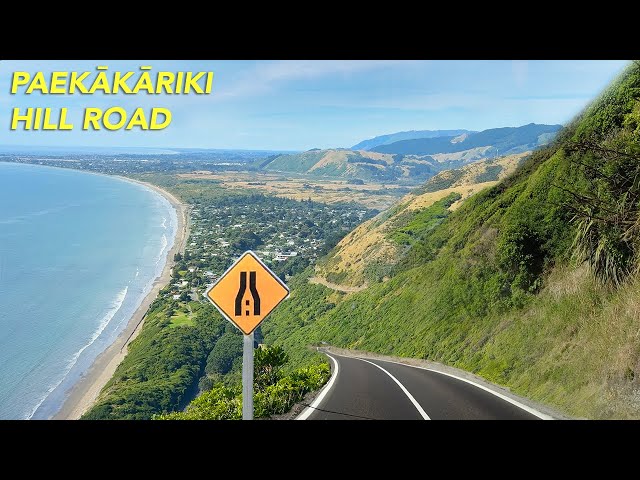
[[298, 352, 547, 420]]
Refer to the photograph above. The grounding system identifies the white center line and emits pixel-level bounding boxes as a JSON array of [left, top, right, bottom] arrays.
[[370, 357, 553, 420], [356, 357, 430, 420], [296, 352, 340, 420]]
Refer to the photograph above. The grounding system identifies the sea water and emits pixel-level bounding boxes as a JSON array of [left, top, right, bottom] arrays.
[[0, 162, 176, 419]]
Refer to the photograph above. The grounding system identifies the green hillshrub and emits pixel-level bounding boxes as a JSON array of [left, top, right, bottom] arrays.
[[155, 347, 330, 420]]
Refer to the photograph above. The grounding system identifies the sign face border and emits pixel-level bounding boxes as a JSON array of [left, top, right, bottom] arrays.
[[204, 250, 290, 335]]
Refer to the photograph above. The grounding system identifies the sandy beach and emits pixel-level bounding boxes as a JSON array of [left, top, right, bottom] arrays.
[[53, 178, 189, 420]]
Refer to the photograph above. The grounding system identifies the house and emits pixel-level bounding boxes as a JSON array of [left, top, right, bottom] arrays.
[[274, 252, 298, 261]]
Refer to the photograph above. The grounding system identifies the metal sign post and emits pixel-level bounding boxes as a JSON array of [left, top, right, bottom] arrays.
[[205, 251, 289, 421], [242, 332, 254, 420]]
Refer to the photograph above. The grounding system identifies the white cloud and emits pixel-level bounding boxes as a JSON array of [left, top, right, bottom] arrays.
[[214, 60, 419, 100]]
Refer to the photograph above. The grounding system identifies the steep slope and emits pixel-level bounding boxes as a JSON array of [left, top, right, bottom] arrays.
[[352, 129, 473, 151], [263, 62, 640, 418], [314, 153, 528, 287], [372, 123, 561, 156]]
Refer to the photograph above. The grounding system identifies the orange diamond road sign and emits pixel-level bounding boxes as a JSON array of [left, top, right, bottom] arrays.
[[206, 250, 290, 335]]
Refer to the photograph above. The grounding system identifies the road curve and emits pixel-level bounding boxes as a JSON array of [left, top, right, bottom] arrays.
[[299, 352, 543, 420]]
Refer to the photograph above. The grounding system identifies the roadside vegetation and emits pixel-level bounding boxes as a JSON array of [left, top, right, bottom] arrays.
[[155, 345, 330, 420]]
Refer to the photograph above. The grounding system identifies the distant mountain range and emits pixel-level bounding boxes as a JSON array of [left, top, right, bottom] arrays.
[[371, 123, 561, 156], [351, 129, 473, 151], [260, 123, 561, 183]]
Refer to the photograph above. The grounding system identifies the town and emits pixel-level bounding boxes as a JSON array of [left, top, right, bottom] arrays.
[[163, 192, 373, 304]]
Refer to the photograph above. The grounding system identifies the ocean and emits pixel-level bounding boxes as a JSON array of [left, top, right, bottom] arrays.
[[0, 162, 177, 419]]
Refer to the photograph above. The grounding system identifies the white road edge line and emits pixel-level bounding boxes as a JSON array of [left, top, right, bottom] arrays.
[[296, 352, 340, 420], [356, 357, 431, 420], [371, 357, 554, 420]]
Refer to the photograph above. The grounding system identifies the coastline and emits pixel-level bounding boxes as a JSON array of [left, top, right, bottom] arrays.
[[53, 177, 189, 420]]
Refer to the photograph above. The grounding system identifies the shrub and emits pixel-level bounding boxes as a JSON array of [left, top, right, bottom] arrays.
[[155, 348, 330, 420]]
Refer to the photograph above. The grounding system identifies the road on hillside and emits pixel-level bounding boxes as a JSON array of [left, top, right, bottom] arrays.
[[298, 352, 544, 420]]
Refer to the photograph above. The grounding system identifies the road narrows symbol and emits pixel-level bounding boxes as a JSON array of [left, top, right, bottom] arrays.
[[234, 271, 261, 316], [206, 250, 289, 335]]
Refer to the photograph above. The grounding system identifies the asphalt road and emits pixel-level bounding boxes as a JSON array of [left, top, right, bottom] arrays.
[[299, 353, 544, 420]]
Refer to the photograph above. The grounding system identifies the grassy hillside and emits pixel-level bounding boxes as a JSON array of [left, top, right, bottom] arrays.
[[263, 62, 640, 418], [262, 149, 327, 173], [263, 148, 435, 182], [314, 153, 527, 287], [372, 123, 561, 156]]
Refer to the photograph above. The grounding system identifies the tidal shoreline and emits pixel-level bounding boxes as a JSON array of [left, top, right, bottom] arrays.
[[53, 178, 189, 420]]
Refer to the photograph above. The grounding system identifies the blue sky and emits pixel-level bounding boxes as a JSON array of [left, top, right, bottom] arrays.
[[0, 60, 630, 151]]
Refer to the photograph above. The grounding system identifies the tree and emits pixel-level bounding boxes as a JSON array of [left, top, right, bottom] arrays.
[[254, 345, 288, 389], [231, 231, 263, 251], [205, 332, 243, 375]]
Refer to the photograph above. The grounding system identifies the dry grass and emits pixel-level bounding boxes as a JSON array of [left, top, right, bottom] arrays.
[[308, 150, 395, 172], [315, 214, 400, 287], [177, 171, 403, 210], [407, 184, 492, 211], [455, 151, 529, 186], [308, 150, 348, 171], [355, 150, 395, 163]]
